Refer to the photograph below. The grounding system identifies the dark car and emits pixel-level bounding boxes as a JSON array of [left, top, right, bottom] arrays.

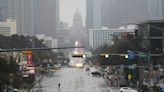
[[85, 67, 90, 71], [91, 71, 101, 77]]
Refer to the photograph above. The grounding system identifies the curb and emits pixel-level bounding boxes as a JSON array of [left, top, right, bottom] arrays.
[[107, 87, 120, 92]]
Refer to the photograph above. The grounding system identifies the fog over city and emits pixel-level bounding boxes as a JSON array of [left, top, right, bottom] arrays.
[[60, 0, 86, 26], [0, 0, 164, 92]]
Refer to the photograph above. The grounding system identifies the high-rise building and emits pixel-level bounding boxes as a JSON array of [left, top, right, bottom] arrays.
[[1, 0, 34, 36], [86, 0, 102, 29], [0, 19, 16, 36], [56, 29, 69, 48], [1, 0, 59, 36], [0, 0, 7, 21], [148, 0, 163, 20], [36, 34, 58, 52], [102, 0, 149, 29], [162, 0, 164, 19], [89, 28, 130, 49], [34, 0, 59, 37], [6, 0, 25, 35], [24, 0, 35, 36]]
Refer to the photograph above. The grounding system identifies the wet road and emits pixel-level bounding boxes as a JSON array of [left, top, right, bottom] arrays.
[[38, 67, 119, 92]]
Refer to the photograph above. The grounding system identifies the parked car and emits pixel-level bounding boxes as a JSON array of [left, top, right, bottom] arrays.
[[91, 71, 101, 77], [120, 87, 138, 92], [54, 64, 61, 70]]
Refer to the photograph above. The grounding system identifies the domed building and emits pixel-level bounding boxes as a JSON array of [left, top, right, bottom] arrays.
[[72, 10, 83, 28], [70, 10, 87, 48]]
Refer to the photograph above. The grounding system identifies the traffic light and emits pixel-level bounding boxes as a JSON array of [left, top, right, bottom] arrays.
[[120, 54, 128, 59], [99, 54, 109, 58]]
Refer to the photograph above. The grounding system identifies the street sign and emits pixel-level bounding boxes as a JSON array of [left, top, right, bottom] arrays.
[[127, 50, 135, 60], [129, 64, 137, 69], [22, 51, 32, 54], [160, 84, 164, 92], [139, 52, 147, 58]]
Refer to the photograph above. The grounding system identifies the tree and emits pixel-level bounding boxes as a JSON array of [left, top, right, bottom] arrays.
[[0, 35, 57, 64], [0, 35, 58, 90], [92, 35, 141, 65], [0, 57, 21, 91]]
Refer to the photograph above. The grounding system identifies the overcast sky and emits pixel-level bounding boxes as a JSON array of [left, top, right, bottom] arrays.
[[60, 0, 86, 27]]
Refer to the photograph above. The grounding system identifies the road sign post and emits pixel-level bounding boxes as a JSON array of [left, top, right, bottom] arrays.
[[9, 73, 14, 92]]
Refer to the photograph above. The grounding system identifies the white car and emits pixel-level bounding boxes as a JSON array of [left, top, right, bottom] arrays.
[[120, 87, 138, 92]]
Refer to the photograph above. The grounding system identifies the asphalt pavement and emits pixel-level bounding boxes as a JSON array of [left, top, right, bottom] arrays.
[[32, 67, 120, 92]]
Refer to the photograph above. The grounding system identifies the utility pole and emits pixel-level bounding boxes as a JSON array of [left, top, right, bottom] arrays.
[[137, 24, 148, 92], [147, 24, 154, 92], [162, 29, 164, 83], [138, 55, 144, 92]]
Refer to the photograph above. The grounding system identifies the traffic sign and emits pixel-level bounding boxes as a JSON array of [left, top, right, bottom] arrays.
[[129, 64, 137, 69], [139, 52, 147, 58], [22, 51, 32, 54], [127, 50, 135, 60], [160, 84, 164, 92]]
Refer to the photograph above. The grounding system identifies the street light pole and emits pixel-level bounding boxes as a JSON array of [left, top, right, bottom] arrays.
[[162, 29, 164, 83], [9, 73, 14, 92]]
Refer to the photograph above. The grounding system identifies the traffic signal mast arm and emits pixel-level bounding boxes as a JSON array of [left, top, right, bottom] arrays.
[[70, 52, 162, 58], [94, 53, 162, 57], [0, 47, 84, 52]]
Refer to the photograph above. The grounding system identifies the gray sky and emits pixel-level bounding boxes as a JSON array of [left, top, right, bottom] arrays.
[[60, 0, 86, 27]]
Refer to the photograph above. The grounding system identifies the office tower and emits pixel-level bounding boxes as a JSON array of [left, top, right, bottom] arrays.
[[148, 0, 164, 20], [86, 0, 102, 29], [102, 0, 149, 29], [34, 0, 59, 37], [7, 0, 25, 35], [0, 0, 7, 21]]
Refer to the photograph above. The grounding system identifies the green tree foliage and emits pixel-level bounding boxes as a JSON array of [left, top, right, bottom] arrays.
[[0, 57, 22, 91], [0, 35, 57, 91], [93, 35, 141, 65], [0, 35, 57, 63]]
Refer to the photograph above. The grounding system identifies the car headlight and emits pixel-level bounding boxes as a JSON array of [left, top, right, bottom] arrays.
[[76, 63, 83, 67]]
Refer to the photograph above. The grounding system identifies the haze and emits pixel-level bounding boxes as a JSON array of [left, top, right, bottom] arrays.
[[60, 0, 86, 26]]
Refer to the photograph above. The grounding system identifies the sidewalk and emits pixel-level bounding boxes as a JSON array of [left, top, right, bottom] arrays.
[[107, 87, 120, 92]]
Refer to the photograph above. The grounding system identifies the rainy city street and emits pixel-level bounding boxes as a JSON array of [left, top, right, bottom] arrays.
[[35, 67, 119, 92]]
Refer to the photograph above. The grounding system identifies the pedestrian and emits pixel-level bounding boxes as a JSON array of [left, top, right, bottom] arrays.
[[58, 83, 61, 88], [102, 73, 105, 78]]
